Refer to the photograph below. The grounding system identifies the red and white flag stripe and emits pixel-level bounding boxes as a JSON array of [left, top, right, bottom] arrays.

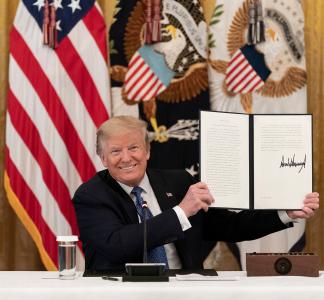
[[5, 2, 111, 270], [125, 52, 166, 102], [225, 50, 264, 94]]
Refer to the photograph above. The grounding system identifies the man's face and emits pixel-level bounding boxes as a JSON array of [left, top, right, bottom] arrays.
[[100, 130, 150, 186]]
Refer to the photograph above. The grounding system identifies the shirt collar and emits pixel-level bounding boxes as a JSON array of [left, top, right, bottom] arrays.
[[117, 173, 150, 196]]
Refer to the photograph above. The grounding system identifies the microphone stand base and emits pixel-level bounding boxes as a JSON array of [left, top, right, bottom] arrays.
[[122, 275, 169, 282], [123, 263, 169, 282]]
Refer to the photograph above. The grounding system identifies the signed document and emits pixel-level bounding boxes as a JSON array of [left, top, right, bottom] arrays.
[[200, 111, 312, 210]]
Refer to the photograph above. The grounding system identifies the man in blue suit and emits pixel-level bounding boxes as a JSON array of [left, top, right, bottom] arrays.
[[73, 116, 319, 271]]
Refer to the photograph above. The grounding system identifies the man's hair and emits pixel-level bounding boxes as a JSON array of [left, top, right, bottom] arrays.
[[96, 116, 150, 156]]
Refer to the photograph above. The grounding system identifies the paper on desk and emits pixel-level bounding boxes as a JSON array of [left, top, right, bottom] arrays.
[[175, 274, 239, 281]]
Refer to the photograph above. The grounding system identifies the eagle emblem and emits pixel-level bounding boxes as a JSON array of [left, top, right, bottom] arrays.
[[209, 0, 307, 113], [110, 0, 208, 141]]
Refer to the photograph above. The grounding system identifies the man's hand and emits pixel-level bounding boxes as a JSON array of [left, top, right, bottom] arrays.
[[179, 182, 215, 217], [287, 192, 320, 219]]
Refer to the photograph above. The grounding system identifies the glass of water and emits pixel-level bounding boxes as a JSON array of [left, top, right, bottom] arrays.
[[56, 236, 78, 280]]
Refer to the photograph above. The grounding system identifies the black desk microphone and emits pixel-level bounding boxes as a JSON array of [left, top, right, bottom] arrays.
[[123, 201, 168, 281]]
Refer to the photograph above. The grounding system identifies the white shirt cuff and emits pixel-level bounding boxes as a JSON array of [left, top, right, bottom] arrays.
[[278, 210, 299, 224], [173, 206, 192, 231]]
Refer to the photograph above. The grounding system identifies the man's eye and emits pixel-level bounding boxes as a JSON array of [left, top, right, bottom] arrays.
[[129, 145, 139, 151], [111, 149, 121, 155]]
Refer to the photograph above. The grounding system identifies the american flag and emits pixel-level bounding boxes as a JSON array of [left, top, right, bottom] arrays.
[[124, 45, 175, 102], [5, 0, 111, 270], [225, 45, 271, 94]]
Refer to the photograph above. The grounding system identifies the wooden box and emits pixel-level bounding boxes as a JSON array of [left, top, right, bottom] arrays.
[[246, 253, 319, 277]]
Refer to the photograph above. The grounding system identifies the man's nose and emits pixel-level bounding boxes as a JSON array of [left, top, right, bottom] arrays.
[[120, 149, 131, 161]]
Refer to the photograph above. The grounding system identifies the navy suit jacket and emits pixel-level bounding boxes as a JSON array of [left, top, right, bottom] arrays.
[[73, 169, 290, 271]]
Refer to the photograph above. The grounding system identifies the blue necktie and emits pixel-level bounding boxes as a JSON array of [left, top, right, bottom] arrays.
[[131, 186, 169, 268]]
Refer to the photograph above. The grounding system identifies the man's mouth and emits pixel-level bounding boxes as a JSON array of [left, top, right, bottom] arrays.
[[119, 164, 137, 171]]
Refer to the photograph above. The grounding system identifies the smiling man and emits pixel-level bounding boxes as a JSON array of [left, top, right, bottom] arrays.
[[72, 116, 319, 271], [98, 119, 150, 187]]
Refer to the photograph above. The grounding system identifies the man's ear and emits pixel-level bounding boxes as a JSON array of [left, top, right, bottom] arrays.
[[146, 144, 150, 160], [100, 153, 108, 167]]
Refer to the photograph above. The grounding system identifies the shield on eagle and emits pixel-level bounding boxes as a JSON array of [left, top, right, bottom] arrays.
[[225, 45, 271, 94], [124, 45, 175, 102]]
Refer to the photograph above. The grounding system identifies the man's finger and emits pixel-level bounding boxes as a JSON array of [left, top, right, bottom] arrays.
[[302, 206, 315, 216], [194, 182, 208, 189], [201, 203, 209, 212], [305, 192, 319, 198], [201, 196, 214, 206], [304, 203, 319, 210]]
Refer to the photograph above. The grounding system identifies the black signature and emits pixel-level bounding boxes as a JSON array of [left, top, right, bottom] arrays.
[[279, 154, 306, 173]]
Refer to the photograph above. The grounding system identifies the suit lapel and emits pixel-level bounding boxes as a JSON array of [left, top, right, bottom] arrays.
[[147, 170, 179, 212], [101, 169, 180, 222], [102, 171, 139, 224]]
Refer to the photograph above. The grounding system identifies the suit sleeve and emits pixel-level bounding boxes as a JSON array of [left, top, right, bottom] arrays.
[[202, 208, 292, 242], [73, 190, 184, 265]]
